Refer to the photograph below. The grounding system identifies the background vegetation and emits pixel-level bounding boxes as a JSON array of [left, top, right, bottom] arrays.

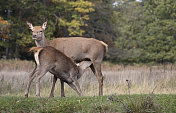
[[0, 0, 175, 64], [1, 60, 176, 96]]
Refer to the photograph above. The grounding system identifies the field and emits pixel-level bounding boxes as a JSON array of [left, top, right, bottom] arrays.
[[1, 95, 176, 112], [0, 60, 176, 112]]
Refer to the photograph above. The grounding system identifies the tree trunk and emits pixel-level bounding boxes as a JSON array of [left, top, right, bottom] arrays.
[[8, 48, 13, 59], [5, 48, 9, 59], [42, 0, 46, 22], [15, 46, 19, 58]]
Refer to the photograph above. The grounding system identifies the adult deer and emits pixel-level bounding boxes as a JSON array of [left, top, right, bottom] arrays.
[[25, 46, 92, 98], [27, 21, 108, 96]]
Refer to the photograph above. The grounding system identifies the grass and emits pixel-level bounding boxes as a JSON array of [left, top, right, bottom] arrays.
[[1, 60, 176, 96], [1, 60, 176, 112], [0, 95, 176, 112]]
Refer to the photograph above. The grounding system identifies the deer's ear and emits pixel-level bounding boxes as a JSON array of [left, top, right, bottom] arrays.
[[78, 61, 92, 71], [42, 21, 47, 30], [26, 21, 33, 31]]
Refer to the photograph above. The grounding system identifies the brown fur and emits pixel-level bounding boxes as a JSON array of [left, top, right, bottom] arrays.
[[29, 47, 43, 52], [100, 41, 108, 53], [27, 22, 108, 96], [25, 46, 92, 98]]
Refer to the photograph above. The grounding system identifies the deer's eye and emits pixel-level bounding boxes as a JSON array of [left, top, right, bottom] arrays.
[[40, 31, 42, 33]]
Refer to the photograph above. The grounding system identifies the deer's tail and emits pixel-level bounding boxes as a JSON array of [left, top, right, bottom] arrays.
[[100, 41, 108, 55], [29, 47, 43, 53], [29, 47, 44, 65]]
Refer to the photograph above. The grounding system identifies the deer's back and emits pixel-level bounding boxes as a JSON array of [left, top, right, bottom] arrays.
[[36, 46, 78, 82], [49, 37, 106, 62], [39, 46, 77, 72]]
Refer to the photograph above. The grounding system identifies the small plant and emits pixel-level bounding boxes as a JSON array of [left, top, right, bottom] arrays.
[[0, 75, 4, 93], [108, 80, 163, 113]]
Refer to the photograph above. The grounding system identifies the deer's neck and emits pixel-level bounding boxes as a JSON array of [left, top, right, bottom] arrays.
[[35, 34, 49, 47]]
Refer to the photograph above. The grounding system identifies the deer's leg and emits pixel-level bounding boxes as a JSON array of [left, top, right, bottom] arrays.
[[67, 82, 81, 97], [60, 80, 65, 97], [73, 79, 82, 96], [35, 69, 48, 98], [49, 75, 57, 98], [25, 67, 37, 98], [91, 62, 103, 96]]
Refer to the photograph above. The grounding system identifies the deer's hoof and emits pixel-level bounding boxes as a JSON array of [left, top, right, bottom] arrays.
[[36, 95, 41, 99], [61, 95, 65, 98], [25, 94, 28, 98], [49, 95, 54, 98]]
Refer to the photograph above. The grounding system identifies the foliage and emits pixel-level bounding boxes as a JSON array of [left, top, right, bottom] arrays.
[[0, 17, 10, 49], [112, 0, 176, 64], [0, 17, 9, 39], [84, 0, 117, 46], [52, 0, 94, 36], [0, 0, 176, 64], [0, 0, 94, 59], [112, 0, 145, 63], [140, 0, 176, 63]]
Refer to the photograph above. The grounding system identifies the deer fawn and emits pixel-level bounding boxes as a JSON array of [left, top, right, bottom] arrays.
[[25, 46, 92, 98]]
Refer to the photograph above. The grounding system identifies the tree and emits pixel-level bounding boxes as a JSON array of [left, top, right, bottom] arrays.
[[85, 0, 116, 46], [0, 17, 9, 58], [139, 0, 176, 63], [0, 17, 9, 39], [109, 0, 176, 64], [111, 0, 144, 63], [0, 0, 94, 59]]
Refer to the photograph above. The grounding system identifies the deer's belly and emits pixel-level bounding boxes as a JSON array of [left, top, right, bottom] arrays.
[[49, 70, 73, 83]]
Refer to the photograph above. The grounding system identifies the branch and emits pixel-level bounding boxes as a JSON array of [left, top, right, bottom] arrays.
[[108, 95, 130, 113]]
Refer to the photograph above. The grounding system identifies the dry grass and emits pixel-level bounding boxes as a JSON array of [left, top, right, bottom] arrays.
[[0, 60, 176, 97]]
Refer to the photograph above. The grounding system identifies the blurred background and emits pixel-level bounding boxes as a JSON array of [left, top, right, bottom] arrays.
[[0, 0, 175, 64]]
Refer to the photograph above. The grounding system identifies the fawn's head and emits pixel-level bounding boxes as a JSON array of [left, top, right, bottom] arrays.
[[76, 61, 92, 79], [27, 21, 47, 41]]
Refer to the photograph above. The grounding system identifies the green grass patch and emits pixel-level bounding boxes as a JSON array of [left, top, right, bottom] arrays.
[[0, 94, 176, 113]]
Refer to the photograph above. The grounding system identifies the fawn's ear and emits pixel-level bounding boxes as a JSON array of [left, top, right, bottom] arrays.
[[78, 61, 92, 71], [42, 21, 47, 30], [26, 21, 33, 31]]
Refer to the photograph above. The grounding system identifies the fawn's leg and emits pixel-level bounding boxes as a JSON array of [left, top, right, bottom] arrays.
[[49, 75, 57, 98], [25, 67, 37, 98], [60, 80, 65, 97], [67, 82, 81, 97], [73, 78, 82, 96], [35, 69, 48, 98]]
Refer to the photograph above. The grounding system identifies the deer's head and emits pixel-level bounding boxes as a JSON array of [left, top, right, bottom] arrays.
[[27, 21, 47, 41], [76, 61, 92, 79]]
